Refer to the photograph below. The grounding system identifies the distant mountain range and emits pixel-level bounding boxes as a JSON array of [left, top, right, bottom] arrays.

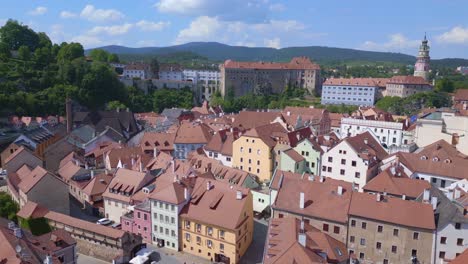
[[88, 42, 468, 67]]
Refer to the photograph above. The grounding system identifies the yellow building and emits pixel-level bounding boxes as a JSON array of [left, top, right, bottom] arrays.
[[180, 178, 253, 264], [232, 123, 287, 182]]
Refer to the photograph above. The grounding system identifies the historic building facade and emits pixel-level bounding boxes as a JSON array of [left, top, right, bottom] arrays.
[[414, 34, 431, 81]]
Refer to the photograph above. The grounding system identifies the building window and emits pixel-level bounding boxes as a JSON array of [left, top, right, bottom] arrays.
[[220, 243, 224, 252], [350, 236, 355, 243], [360, 238, 365, 246], [351, 161, 356, 167], [327, 167, 332, 172], [376, 242, 381, 249], [248, 159, 251, 164], [351, 220, 356, 227], [207, 227, 213, 236], [439, 251, 446, 259], [248, 148, 252, 153], [185, 221, 191, 229], [457, 238, 464, 246], [377, 225, 383, 233], [196, 236, 201, 245], [412, 249, 418, 257], [440, 237, 447, 244], [340, 169, 345, 175], [361, 222, 367, 229], [413, 232, 419, 240], [333, 226, 340, 234], [144, 214, 147, 221], [171, 230, 176, 237], [196, 224, 202, 233], [383, 259, 389, 264], [322, 224, 329, 232], [393, 229, 399, 236], [257, 160, 260, 165], [359, 253, 364, 259], [328, 157, 333, 162], [391, 245, 397, 253], [207, 240, 213, 248], [341, 159, 346, 165], [455, 223, 461, 229], [171, 217, 175, 224], [219, 230, 225, 239]]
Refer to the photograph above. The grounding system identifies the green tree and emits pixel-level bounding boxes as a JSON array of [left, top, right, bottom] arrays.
[[107, 100, 127, 110], [435, 78, 455, 93], [57, 42, 84, 63], [0, 192, 19, 222], [89, 49, 110, 62], [17, 45, 30, 60], [108, 53, 119, 63], [0, 19, 39, 50]]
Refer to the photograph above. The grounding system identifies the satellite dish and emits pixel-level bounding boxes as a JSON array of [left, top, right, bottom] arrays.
[[15, 244, 22, 253]]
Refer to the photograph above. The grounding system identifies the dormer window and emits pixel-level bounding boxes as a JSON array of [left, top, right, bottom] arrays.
[[432, 157, 439, 162], [420, 156, 427, 160], [444, 159, 451, 163]]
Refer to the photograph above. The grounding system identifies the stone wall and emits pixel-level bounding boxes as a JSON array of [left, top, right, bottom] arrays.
[[75, 236, 123, 262]]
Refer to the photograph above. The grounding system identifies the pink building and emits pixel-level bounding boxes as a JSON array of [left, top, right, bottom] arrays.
[[121, 200, 152, 242]]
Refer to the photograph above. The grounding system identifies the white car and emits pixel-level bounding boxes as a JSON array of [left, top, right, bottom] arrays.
[[96, 218, 112, 226]]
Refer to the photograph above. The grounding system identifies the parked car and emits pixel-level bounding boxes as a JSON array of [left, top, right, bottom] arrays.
[[96, 218, 112, 226], [111, 223, 121, 229]]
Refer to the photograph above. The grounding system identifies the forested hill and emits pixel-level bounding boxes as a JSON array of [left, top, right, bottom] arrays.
[[89, 42, 468, 66]]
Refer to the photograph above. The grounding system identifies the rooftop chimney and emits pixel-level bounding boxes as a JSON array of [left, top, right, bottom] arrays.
[[431, 196, 438, 210], [153, 147, 158, 158], [308, 174, 315, 181], [66, 97, 72, 134], [390, 166, 396, 176], [319, 175, 324, 183], [455, 189, 461, 200], [236, 190, 242, 200], [337, 186, 343, 196], [140, 162, 144, 172], [184, 187, 190, 200], [402, 194, 406, 200], [206, 181, 212, 191], [423, 189, 430, 202], [299, 192, 305, 209], [364, 138, 369, 145], [287, 111, 291, 116], [376, 193, 382, 202], [298, 232, 306, 247]]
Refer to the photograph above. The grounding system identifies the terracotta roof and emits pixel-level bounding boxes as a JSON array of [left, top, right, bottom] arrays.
[[395, 139, 468, 180], [450, 249, 468, 264], [201, 114, 235, 131], [145, 151, 174, 171], [324, 78, 387, 87], [242, 122, 288, 147], [85, 141, 122, 158], [124, 63, 150, 71], [58, 151, 84, 169], [264, 217, 346, 264], [174, 121, 213, 144], [363, 167, 430, 199], [349, 192, 435, 230], [140, 132, 176, 152], [102, 168, 151, 203], [16, 201, 49, 219], [44, 211, 125, 239], [180, 178, 251, 230], [282, 107, 328, 128], [204, 129, 239, 156], [149, 181, 188, 205], [159, 63, 182, 72], [272, 170, 353, 224], [232, 111, 282, 130], [224, 57, 320, 70], [284, 149, 305, 162], [4, 146, 41, 165], [387, 75, 431, 85], [188, 154, 250, 186], [329, 113, 344, 127], [17, 166, 51, 194], [106, 146, 146, 168], [344, 131, 388, 161], [82, 173, 113, 197], [57, 160, 85, 181], [454, 89, 468, 101]]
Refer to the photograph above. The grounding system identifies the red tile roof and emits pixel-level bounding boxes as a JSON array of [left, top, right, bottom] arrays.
[[284, 149, 305, 162], [4, 146, 42, 165], [272, 170, 353, 224], [174, 121, 213, 144], [224, 57, 320, 70], [387, 75, 431, 85], [140, 132, 176, 152], [344, 131, 388, 161], [242, 122, 288, 147], [204, 129, 239, 156], [324, 78, 388, 87], [82, 173, 113, 197], [349, 192, 435, 230], [232, 111, 282, 130], [17, 166, 51, 194], [16, 201, 49, 219], [363, 167, 430, 199], [180, 178, 251, 230], [454, 89, 468, 101], [450, 249, 468, 264]]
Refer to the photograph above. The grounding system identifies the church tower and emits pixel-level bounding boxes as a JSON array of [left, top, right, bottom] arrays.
[[414, 34, 430, 81]]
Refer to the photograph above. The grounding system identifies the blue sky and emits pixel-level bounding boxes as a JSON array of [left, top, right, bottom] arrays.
[[1, 0, 467, 58]]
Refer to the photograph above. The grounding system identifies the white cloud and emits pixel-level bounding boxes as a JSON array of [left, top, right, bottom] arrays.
[[60, 11, 77, 19], [80, 5, 124, 22], [360, 33, 420, 52], [0, 19, 6, 26], [269, 3, 285, 12], [175, 16, 310, 48], [49, 24, 66, 44], [265, 38, 281, 49], [155, 0, 269, 22], [88, 23, 133, 36], [135, 20, 170, 31], [29, 6, 47, 16], [437, 26, 468, 44]]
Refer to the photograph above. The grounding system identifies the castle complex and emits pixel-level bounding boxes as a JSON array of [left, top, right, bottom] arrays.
[[220, 57, 321, 97]]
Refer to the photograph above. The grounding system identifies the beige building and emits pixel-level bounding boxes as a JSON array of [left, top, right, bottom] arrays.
[[348, 192, 435, 264], [220, 57, 321, 97], [385, 75, 432, 98], [180, 178, 253, 264]]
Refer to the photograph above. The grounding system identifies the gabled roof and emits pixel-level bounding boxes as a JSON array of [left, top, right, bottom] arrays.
[[284, 149, 305, 162], [180, 178, 250, 230], [174, 121, 213, 144], [450, 249, 468, 264], [102, 168, 150, 203], [204, 129, 239, 156], [16, 201, 49, 219], [272, 170, 353, 224], [349, 192, 435, 230], [140, 132, 176, 152], [17, 166, 51, 194], [387, 75, 431, 85], [344, 131, 388, 161], [232, 111, 282, 130], [4, 146, 41, 165], [324, 77, 387, 87], [363, 167, 430, 199], [82, 173, 113, 197], [242, 122, 288, 147], [149, 181, 188, 205]]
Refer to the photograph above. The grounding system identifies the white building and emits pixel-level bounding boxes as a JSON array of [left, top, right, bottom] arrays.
[[149, 181, 190, 250], [340, 118, 408, 148], [321, 78, 384, 106], [321, 131, 388, 191], [414, 110, 468, 155], [123, 63, 152, 79], [159, 64, 183, 81], [183, 69, 220, 85], [203, 130, 238, 167]]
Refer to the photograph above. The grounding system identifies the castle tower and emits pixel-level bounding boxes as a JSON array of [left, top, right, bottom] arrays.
[[414, 33, 430, 81]]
